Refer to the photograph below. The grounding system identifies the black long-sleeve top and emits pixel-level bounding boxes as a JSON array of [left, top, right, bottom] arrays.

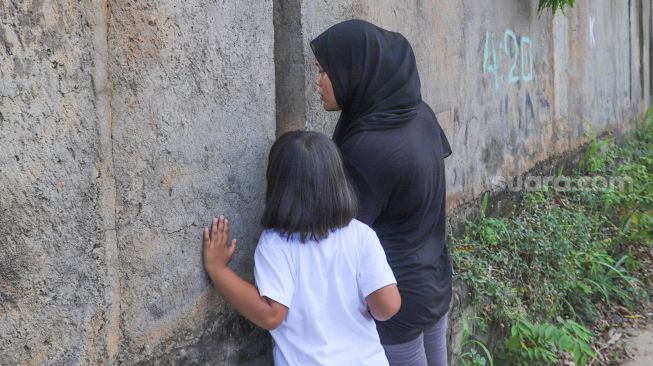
[[340, 102, 453, 345]]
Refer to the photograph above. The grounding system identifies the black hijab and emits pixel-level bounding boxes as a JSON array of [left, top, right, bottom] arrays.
[[310, 20, 422, 146]]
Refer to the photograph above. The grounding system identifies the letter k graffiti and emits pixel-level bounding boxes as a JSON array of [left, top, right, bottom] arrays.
[[589, 16, 596, 49]]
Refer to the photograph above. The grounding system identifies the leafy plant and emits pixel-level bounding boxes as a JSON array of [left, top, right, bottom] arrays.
[[501, 317, 594, 365], [456, 316, 494, 366], [537, 0, 576, 16], [579, 120, 613, 174]]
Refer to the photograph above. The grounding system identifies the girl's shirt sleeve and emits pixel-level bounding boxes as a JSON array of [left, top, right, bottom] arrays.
[[254, 232, 295, 308], [357, 226, 397, 298]]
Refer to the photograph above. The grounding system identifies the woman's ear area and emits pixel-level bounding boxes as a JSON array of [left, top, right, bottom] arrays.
[[315, 60, 327, 74]]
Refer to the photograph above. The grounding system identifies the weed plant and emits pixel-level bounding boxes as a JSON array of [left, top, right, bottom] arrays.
[[537, 0, 575, 16]]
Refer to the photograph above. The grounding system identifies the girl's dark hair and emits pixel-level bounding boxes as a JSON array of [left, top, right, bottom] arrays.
[[261, 131, 357, 243]]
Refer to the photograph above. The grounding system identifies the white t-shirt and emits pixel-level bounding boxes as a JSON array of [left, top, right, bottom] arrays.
[[254, 219, 397, 366]]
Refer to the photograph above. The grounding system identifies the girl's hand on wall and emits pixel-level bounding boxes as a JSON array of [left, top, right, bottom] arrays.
[[201, 215, 287, 330], [203, 216, 238, 270]]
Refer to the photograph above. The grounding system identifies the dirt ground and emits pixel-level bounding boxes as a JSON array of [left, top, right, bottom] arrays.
[[591, 292, 653, 365], [621, 326, 653, 365]]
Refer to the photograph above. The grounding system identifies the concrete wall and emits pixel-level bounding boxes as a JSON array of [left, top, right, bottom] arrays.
[[1, 0, 274, 364], [0, 0, 650, 364], [1, 2, 109, 364]]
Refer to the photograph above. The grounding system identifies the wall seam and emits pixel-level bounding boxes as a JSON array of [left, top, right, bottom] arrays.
[[273, 0, 307, 136], [639, 0, 645, 112], [629, 0, 633, 103], [91, 0, 122, 363]]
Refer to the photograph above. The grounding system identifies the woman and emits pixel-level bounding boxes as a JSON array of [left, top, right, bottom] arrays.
[[310, 19, 453, 366]]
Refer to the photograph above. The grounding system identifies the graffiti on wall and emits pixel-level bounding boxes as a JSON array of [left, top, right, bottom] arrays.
[[483, 29, 534, 90], [589, 16, 596, 48]]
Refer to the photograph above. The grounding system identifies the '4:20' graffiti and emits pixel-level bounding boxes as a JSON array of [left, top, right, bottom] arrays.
[[483, 29, 534, 90]]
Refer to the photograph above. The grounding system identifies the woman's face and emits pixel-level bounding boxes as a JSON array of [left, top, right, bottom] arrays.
[[315, 62, 340, 111]]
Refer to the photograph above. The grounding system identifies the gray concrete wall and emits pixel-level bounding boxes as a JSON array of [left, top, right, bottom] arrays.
[[0, 1, 113, 364], [0, 0, 650, 364], [1, 0, 274, 364]]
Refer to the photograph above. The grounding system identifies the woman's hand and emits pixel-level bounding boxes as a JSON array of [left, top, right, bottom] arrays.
[[203, 215, 238, 270]]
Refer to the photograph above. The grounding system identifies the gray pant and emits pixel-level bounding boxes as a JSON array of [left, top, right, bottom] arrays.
[[382, 313, 448, 366]]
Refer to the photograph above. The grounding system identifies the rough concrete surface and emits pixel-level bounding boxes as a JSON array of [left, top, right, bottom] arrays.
[[108, 0, 275, 364], [1, 1, 109, 364], [1, 0, 651, 364], [2, 0, 275, 364]]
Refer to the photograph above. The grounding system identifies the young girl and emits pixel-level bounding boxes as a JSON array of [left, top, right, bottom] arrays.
[[203, 131, 401, 365]]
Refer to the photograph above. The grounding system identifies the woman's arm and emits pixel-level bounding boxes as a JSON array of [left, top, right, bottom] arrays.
[[340, 140, 396, 226], [203, 216, 288, 330]]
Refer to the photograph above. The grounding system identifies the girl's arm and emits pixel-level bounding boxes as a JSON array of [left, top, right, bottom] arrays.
[[358, 228, 401, 321], [366, 284, 401, 321], [203, 216, 288, 330]]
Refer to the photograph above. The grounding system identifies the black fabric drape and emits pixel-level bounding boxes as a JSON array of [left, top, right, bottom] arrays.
[[310, 19, 451, 158], [310, 19, 421, 146]]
